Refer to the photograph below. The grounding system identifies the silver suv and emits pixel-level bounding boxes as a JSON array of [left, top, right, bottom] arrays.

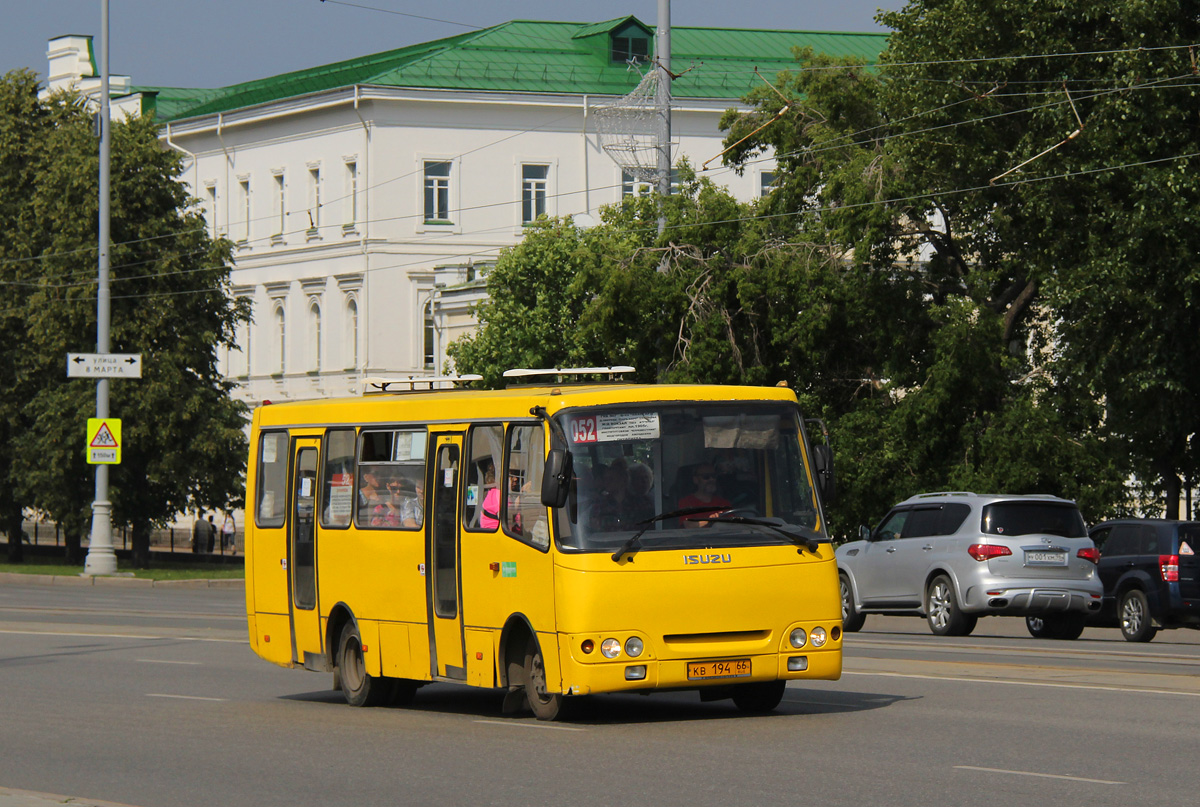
[[837, 492, 1103, 638]]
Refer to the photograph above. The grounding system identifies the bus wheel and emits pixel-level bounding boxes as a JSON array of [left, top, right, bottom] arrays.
[[522, 637, 565, 721], [337, 622, 389, 707], [731, 680, 786, 713]]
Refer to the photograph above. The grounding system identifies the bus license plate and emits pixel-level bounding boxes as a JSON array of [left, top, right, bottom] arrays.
[[687, 659, 751, 680], [1025, 550, 1067, 566]]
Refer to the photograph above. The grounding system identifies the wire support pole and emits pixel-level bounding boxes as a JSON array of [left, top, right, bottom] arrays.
[[656, 0, 671, 237], [85, 0, 117, 576]]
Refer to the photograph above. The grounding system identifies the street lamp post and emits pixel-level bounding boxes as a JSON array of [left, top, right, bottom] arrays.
[[84, 0, 116, 576]]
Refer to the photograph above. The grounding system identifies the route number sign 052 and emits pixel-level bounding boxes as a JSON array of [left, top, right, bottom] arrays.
[[568, 412, 660, 444]]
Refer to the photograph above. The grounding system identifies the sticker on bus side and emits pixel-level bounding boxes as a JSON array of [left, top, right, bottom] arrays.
[[569, 412, 660, 444]]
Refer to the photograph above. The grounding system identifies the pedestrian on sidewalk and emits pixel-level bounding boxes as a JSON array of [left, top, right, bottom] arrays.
[[221, 513, 236, 554], [192, 511, 208, 553]]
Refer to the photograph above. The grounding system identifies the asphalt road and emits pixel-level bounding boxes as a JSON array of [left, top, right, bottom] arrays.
[[0, 581, 1197, 807]]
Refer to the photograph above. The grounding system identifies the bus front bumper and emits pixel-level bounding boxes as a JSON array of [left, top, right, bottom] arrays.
[[556, 644, 842, 696]]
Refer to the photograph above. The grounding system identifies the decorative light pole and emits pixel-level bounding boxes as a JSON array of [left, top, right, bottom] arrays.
[[84, 0, 116, 576]]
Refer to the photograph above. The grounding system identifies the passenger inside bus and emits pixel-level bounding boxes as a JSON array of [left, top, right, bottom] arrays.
[[678, 463, 731, 528]]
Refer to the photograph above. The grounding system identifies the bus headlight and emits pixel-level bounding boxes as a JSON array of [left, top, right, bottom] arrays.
[[789, 628, 808, 648], [624, 637, 644, 657], [810, 627, 827, 648], [601, 638, 622, 659]]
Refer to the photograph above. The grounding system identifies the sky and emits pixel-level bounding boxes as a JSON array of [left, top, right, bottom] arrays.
[[5, 1, 904, 89]]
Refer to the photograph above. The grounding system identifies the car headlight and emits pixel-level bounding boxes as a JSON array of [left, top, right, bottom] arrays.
[[789, 628, 808, 648], [601, 638, 621, 659], [810, 627, 827, 648], [624, 637, 644, 657]]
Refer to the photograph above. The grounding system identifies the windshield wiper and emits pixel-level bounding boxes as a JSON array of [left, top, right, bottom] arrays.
[[699, 515, 823, 555], [610, 506, 726, 562]]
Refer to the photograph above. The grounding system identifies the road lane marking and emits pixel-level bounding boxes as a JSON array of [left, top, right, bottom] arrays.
[[137, 659, 201, 665], [147, 694, 227, 701], [0, 628, 244, 643], [955, 765, 1125, 785], [849, 636, 1200, 666], [473, 719, 586, 732], [843, 669, 1200, 697]]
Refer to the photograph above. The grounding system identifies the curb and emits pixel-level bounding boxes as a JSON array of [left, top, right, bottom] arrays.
[[0, 787, 141, 807], [0, 572, 244, 588]]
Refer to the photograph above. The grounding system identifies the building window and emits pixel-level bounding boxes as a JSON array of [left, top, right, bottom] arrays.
[[612, 35, 650, 64], [424, 302, 435, 370], [344, 161, 358, 230], [235, 296, 253, 377], [273, 173, 286, 240], [273, 303, 286, 374], [308, 300, 322, 372], [238, 179, 251, 244], [622, 171, 653, 198], [522, 164, 549, 224], [622, 169, 679, 199], [424, 161, 451, 222], [205, 184, 218, 237], [308, 168, 321, 234], [345, 297, 359, 369], [759, 171, 776, 198]]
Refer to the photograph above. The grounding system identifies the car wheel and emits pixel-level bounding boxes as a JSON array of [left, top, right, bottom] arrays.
[[1119, 589, 1157, 642], [731, 680, 787, 713], [840, 575, 866, 632], [926, 575, 974, 637], [1029, 613, 1086, 640], [337, 621, 391, 707], [1026, 615, 1053, 639], [1052, 613, 1087, 641]]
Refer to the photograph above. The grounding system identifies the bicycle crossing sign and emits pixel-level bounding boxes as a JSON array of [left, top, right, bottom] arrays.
[[86, 418, 122, 465]]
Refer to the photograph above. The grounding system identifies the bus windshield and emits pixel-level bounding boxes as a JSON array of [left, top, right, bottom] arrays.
[[554, 403, 823, 554]]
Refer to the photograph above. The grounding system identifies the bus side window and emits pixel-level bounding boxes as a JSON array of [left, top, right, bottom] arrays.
[[356, 428, 427, 530], [463, 424, 504, 532], [505, 424, 548, 549], [256, 432, 289, 528], [321, 428, 357, 528]]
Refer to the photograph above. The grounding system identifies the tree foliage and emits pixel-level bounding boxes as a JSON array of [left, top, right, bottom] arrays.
[[0, 70, 248, 565], [456, 1, 1195, 529]]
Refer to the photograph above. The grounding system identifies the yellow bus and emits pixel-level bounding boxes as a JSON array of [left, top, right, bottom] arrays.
[[244, 369, 842, 719]]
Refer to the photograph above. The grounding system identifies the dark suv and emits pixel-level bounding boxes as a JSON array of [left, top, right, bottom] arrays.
[[1089, 519, 1200, 642]]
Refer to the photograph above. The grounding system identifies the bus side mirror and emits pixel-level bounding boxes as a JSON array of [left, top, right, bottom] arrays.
[[541, 449, 573, 508], [813, 444, 836, 504]]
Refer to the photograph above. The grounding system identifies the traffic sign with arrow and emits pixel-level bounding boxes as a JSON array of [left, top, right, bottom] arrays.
[[67, 353, 142, 378]]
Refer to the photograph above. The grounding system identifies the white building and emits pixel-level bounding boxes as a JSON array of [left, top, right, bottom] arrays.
[[45, 17, 886, 402]]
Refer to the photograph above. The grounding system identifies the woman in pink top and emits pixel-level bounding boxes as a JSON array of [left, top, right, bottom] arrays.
[[479, 462, 500, 529]]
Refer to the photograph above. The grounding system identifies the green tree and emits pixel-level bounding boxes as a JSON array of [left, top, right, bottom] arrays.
[[0, 70, 248, 566], [0, 70, 52, 561], [879, 0, 1200, 516]]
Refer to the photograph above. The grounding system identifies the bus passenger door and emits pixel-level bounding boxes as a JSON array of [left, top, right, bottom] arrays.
[[427, 434, 466, 680], [289, 438, 323, 667]]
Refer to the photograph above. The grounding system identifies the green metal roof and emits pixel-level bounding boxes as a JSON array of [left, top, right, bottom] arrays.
[[144, 18, 888, 123]]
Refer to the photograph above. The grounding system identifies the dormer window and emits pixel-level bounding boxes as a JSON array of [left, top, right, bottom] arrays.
[[612, 34, 650, 63]]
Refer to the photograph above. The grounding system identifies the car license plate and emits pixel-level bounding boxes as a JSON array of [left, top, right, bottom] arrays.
[[1024, 550, 1067, 566], [687, 659, 751, 680]]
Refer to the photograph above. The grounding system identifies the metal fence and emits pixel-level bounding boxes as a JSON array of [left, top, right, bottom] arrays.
[[17, 519, 242, 556]]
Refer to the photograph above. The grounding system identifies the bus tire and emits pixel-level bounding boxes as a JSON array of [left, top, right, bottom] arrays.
[[337, 622, 389, 707], [522, 637, 566, 721], [731, 680, 786, 713]]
